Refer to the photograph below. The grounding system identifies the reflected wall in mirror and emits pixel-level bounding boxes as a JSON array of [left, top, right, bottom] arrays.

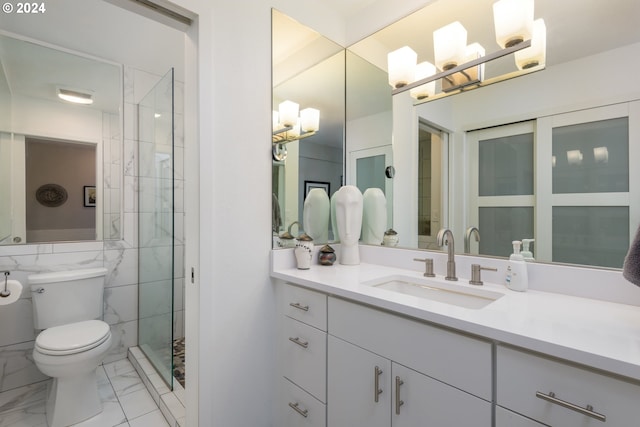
[[0, 32, 122, 245], [346, 0, 640, 269], [272, 10, 345, 246], [346, 50, 394, 235]]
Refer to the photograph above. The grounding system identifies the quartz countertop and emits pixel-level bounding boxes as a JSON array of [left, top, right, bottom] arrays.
[[271, 253, 640, 382]]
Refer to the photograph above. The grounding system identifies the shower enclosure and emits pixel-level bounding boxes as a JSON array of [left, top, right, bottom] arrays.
[[137, 68, 176, 388]]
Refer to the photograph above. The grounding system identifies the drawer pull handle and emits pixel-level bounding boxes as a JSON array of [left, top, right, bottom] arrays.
[[536, 391, 606, 422], [289, 302, 309, 311], [288, 402, 308, 418], [395, 376, 404, 415], [288, 336, 309, 349], [374, 366, 383, 403]]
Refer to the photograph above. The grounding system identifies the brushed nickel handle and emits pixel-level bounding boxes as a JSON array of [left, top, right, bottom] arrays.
[[536, 391, 606, 422], [288, 402, 308, 418], [288, 336, 309, 349], [395, 376, 404, 415], [374, 366, 383, 403], [289, 302, 309, 311]]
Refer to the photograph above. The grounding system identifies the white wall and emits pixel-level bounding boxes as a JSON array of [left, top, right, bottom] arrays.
[[169, 0, 352, 425]]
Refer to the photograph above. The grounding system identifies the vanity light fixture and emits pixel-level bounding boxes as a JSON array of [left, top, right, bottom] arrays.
[[514, 18, 546, 70], [410, 61, 437, 100], [272, 100, 320, 161], [388, 0, 545, 101], [388, 46, 418, 89], [493, 0, 534, 48], [433, 21, 468, 72], [57, 88, 93, 105]]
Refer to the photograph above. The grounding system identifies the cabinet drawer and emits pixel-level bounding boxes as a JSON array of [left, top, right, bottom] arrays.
[[281, 316, 327, 402], [495, 406, 546, 427], [279, 378, 326, 427], [497, 345, 640, 426], [328, 297, 492, 400], [281, 283, 327, 330]]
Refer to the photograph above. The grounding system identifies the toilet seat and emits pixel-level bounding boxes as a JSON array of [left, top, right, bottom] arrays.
[[35, 320, 111, 356]]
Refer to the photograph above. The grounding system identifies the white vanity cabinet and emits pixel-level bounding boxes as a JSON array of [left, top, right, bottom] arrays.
[[496, 345, 640, 426], [277, 283, 328, 427], [327, 296, 493, 426]]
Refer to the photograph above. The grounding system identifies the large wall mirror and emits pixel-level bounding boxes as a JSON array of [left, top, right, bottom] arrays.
[[345, 0, 640, 269], [0, 31, 122, 245], [272, 10, 345, 245]]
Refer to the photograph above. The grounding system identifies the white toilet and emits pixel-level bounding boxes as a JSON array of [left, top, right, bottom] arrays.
[[29, 268, 112, 427]]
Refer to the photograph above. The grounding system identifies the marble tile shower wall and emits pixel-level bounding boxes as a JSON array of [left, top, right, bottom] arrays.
[[0, 65, 185, 395]]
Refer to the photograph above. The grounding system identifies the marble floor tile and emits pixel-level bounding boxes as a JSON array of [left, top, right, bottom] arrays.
[[0, 358, 167, 427], [128, 410, 169, 427], [117, 388, 157, 421]]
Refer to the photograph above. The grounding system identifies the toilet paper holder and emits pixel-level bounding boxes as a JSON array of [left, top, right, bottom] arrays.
[[1, 271, 11, 298]]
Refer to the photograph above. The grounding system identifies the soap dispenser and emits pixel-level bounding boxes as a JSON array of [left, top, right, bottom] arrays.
[[505, 240, 528, 292], [521, 239, 535, 261]]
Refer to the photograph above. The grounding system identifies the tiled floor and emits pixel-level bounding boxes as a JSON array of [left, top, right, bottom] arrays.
[[0, 358, 168, 427], [127, 348, 185, 427]]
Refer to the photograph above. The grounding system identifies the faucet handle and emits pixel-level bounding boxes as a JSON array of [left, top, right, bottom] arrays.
[[469, 264, 498, 286], [413, 258, 435, 277]]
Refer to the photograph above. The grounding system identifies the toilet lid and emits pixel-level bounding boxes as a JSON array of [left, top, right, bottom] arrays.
[[36, 320, 111, 356]]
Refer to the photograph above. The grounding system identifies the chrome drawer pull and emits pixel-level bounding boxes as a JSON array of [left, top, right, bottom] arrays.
[[288, 336, 309, 348], [289, 302, 309, 311], [395, 376, 404, 415], [374, 366, 383, 403], [536, 391, 606, 422], [288, 402, 308, 418]]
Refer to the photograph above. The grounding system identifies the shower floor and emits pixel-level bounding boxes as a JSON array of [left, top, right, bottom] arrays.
[[173, 337, 186, 388]]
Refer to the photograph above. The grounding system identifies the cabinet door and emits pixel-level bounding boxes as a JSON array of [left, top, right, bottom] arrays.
[[392, 363, 492, 427], [327, 335, 391, 427]]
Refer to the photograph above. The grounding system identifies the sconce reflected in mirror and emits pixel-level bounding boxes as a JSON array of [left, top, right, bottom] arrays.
[[272, 99, 320, 161], [387, 0, 546, 101]]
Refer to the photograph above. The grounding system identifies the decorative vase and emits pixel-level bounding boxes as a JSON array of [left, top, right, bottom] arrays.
[[383, 229, 399, 247], [318, 244, 336, 266], [294, 233, 314, 269]]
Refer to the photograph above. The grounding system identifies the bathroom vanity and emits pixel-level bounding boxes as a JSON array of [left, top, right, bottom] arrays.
[[272, 246, 640, 427]]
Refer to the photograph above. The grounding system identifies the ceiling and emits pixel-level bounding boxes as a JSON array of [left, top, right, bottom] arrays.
[[0, 34, 121, 114]]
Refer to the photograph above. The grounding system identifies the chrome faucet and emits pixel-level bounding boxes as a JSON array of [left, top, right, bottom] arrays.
[[464, 226, 480, 254], [436, 228, 457, 281]]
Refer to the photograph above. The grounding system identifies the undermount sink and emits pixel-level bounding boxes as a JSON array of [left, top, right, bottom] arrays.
[[363, 275, 504, 309]]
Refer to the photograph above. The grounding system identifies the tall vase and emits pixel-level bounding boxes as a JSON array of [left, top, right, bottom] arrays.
[[362, 188, 387, 245], [303, 188, 330, 244]]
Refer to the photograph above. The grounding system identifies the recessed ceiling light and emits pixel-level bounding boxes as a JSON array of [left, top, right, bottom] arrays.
[[57, 88, 93, 105]]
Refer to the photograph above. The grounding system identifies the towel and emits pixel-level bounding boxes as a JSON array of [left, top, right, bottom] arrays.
[[623, 225, 640, 286]]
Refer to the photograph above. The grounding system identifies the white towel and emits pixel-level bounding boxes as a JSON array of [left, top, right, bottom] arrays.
[[623, 225, 640, 286]]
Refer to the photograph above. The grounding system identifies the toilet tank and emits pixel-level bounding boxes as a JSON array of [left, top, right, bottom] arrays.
[[28, 268, 108, 329]]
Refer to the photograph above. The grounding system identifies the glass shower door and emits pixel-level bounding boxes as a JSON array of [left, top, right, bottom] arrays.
[[138, 68, 175, 388]]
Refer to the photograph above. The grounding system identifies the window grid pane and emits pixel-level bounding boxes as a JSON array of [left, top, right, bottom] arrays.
[[552, 206, 629, 268], [552, 117, 629, 194], [479, 133, 534, 197], [479, 207, 534, 258]]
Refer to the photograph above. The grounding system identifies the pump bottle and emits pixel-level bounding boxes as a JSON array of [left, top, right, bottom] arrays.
[[505, 240, 528, 292], [521, 239, 535, 261]]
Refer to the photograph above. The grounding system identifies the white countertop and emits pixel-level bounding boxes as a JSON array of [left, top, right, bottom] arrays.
[[271, 249, 640, 382]]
